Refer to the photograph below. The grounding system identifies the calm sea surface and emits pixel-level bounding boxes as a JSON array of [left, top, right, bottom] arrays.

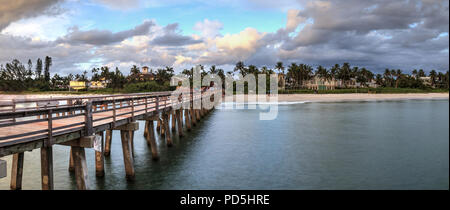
[[0, 99, 448, 190]]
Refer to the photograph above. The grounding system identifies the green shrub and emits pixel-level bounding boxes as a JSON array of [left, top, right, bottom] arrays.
[[123, 81, 175, 93]]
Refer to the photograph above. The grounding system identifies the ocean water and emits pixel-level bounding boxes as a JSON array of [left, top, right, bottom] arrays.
[[0, 99, 448, 190]]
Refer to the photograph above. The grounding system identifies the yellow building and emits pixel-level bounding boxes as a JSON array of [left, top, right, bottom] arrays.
[[69, 81, 87, 91], [89, 81, 106, 89]]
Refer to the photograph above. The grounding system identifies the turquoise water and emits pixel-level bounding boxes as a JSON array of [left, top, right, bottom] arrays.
[[0, 99, 448, 190]]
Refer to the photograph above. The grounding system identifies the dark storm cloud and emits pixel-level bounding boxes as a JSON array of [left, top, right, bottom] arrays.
[[151, 23, 202, 46], [272, 0, 449, 72], [0, 0, 63, 30], [56, 20, 154, 45]]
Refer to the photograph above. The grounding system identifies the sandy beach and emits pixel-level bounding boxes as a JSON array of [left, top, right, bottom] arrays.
[[226, 93, 449, 103], [0, 93, 448, 103]]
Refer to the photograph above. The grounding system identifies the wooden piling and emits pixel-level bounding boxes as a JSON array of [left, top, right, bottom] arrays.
[[104, 129, 112, 156], [185, 109, 191, 131], [196, 109, 201, 122], [145, 120, 159, 160], [163, 114, 173, 147], [40, 146, 54, 190], [72, 146, 88, 190], [130, 131, 135, 157], [69, 148, 74, 172], [191, 107, 196, 126], [160, 117, 165, 136], [176, 109, 183, 137], [10, 152, 24, 190], [171, 111, 177, 131], [95, 131, 104, 177], [156, 118, 161, 133], [144, 120, 149, 138], [120, 130, 135, 180]]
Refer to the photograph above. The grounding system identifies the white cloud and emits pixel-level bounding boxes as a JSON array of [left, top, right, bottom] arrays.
[[193, 19, 223, 38]]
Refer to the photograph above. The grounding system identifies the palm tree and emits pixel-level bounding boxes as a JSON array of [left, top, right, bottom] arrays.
[[130, 65, 140, 75], [247, 65, 259, 76], [234, 61, 246, 76], [315, 65, 329, 80], [275, 61, 284, 74], [429, 70, 437, 87], [337, 63, 352, 88], [412, 69, 418, 78], [287, 63, 299, 88], [383, 69, 391, 87], [209, 65, 218, 74], [330, 64, 339, 81], [375, 74, 383, 86], [418, 69, 426, 77], [395, 69, 402, 88]]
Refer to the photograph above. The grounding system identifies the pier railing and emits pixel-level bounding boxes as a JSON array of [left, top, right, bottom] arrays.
[[0, 90, 217, 150]]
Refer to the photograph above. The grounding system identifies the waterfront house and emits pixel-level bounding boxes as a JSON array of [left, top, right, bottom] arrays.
[[128, 66, 156, 82], [69, 81, 87, 91], [303, 76, 338, 90]]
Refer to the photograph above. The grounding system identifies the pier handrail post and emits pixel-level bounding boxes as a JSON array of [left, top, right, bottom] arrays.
[[131, 98, 135, 120], [12, 99, 16, 123], [112, 99, 116, 127], [156, 96, 159, 111], [84, 101, 93, 136], [145, 97, 148, 114], [45, 109, 53, 147]]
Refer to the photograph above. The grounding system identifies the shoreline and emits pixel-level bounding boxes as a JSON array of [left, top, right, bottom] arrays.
[[225, 93, 449, 103], [0, 93, 448, 103]]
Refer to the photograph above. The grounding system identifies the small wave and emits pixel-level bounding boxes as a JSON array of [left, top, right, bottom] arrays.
[[221, 101, 309, 105]]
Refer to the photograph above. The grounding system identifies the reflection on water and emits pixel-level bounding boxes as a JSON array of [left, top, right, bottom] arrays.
[[0, 99, 448, 190]]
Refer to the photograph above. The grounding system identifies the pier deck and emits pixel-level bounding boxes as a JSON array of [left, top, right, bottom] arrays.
[[0, 90, 218, 189]]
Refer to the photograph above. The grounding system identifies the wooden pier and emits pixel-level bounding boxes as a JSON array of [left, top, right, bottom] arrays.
[[0, 90, 219, 190]]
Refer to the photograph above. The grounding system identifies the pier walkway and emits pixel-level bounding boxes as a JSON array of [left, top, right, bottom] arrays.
[[0, 90, 219, 189]]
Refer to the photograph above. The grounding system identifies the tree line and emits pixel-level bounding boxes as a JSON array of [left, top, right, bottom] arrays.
[[232, 61, 449, 89], [1, 58, 448, 92]]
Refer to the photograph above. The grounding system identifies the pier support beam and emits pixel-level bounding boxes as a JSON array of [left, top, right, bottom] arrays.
[[71, 146, 88, 190], [40, 146, 54, 190], [191, 107, 196, 126], [145, 120, 159, 160], [176, 109, 183, 137], [59, 136, 97, 190], [171, 111, 177, 132], [10, 152, 24, 190], [156, 118, 161, 134], [162, 114, 173, 147], [144, 120, 149, 138], [114, 122, 139, 180], [120, 130, 134, 180], [69, 148, 74, 172], [185, 109, 191, 131], [196, 109, 201, 122], [104, 129, 112, 156], [95, 131, 104, 177]]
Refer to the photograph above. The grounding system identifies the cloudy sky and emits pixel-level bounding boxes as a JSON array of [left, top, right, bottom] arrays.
[[0, 0, 448, 75]]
